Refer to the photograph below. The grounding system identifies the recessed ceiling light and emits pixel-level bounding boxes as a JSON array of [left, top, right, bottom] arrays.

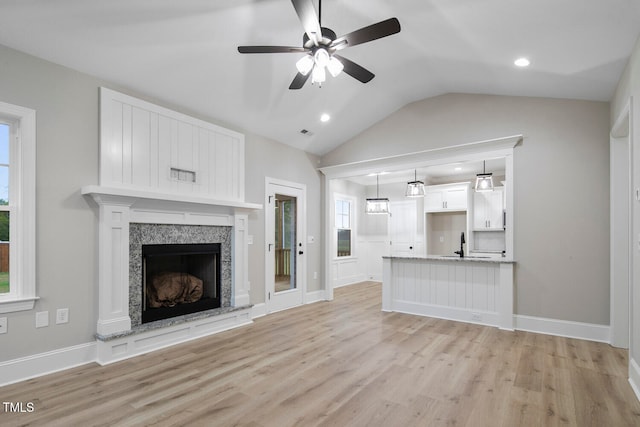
[[320, 113, 330, 122], [454, 167, 462, 171], [514, 57, 530, 67]]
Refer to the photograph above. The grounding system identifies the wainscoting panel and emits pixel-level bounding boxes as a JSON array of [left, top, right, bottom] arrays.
[[100, 87, 244, 202], [383, 257, 510, 329]]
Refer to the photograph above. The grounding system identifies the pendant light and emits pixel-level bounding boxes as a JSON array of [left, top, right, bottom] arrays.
[[475, 160, 494, 192], [366, 174, 390, 215], [405, 169, 425, 198]]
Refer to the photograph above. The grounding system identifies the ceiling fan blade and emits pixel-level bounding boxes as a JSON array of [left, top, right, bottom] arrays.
[[333, 55, 374, 83], [289, 72, 311, 90], [238, 46, 308, 54], [330, 17, 401, 51], [291, 0, 323, 45]]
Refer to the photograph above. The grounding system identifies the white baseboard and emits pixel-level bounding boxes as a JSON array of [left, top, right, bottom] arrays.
[[514, 314, 610, 343], [0, 342, 97, 387], [630, 358, 640, 402], [334, 276, 368, 289], [252, 291, 326, 319], [392, 300, 500, 328], [252, 302, 267, 319], [306, 290, 326, 304]]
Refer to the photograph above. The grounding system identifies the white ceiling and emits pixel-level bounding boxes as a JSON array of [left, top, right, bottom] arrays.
[[0, 0, 639, 156]]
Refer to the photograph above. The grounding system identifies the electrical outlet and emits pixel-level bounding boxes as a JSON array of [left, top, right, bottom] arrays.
[[313, 271, 318, 280], [0, 317, 7, 334], [471, 313, 482, 322], [35, 311, 49, 328], [56, 308, 69, 324]]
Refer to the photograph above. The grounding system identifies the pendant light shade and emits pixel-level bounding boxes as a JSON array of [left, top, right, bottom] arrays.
[[405, 169, 425, 197], [475, 160, 494, 192], [366, 174, 390, 215]]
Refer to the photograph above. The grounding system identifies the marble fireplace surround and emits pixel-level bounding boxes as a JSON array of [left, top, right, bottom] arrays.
[[82, 185, 261, 364], [129, 223, 232, 327]]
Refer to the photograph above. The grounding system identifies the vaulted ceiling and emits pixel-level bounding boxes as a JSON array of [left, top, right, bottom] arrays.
[[0, 0, 639, 156]]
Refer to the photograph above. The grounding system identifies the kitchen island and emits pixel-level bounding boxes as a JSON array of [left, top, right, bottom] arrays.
[[382, 255, 515, 330]]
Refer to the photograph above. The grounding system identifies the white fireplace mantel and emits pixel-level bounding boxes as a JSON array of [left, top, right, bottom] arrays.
[[82, 185, 262, 337], [82, 185, 262, 212]]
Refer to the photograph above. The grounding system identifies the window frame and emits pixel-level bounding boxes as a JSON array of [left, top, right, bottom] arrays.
[[334, 194, 355, 259], [0, 101, 37, 313]]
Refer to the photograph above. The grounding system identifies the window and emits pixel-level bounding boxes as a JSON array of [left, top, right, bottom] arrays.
[[335, 198, 352, 257], [0, 101, 37, 313], [0, 124, 10, 295]]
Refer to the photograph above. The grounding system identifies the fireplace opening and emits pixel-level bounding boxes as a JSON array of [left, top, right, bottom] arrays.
[[142, 243, 221, 323]]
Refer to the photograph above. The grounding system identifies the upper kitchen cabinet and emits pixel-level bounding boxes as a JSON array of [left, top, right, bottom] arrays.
[[424, 183, 470, 212], [473, 187, 505, 230]]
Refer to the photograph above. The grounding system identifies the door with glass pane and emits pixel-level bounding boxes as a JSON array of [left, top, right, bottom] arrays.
[[266, 180, 305, 313]]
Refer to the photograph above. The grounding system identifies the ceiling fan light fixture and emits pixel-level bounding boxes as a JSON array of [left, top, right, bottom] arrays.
[[311, 64, 326, 84], [327, 56, 344, 77], [296, 55, 314, 75], [313, 48, 330, 68]]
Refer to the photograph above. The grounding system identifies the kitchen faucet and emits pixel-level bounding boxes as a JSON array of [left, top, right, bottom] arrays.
[[454, 232, 465, 258]]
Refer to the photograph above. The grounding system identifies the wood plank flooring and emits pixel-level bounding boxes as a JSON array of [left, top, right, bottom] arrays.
[[2, 281, 640, 426]]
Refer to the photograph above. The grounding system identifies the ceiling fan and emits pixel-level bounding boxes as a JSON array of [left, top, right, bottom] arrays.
[[237, 0, 401, 89]]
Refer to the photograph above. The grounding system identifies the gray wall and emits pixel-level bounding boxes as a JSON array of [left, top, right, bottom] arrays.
[[0, 44, 322, 361], [611, 35, 640, 365], [244, 132, 323, 302], [321, 93, 611, 325], [0, 44, 100, 361]]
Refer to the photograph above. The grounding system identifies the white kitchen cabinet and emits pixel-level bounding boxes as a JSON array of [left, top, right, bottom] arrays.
[[473, 187, 504, 230], [424, 183, 470, 212]]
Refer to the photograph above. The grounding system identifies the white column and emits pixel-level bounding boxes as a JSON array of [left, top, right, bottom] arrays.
[[233, 212, 250, 306], [94, 195, 134, 336]]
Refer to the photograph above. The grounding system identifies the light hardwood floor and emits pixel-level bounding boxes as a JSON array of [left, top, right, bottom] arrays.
[[2, 281, 640, 426]]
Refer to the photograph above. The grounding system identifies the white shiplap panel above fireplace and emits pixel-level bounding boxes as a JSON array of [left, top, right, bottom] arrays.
[[99, 87, 244, 202]]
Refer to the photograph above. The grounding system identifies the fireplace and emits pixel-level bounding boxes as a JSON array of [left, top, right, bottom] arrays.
[[83, 89, 259, 363], [128, 223, 234, 328], [141, 243, 221, 323]]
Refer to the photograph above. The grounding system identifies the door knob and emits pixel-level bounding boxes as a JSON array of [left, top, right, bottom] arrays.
[[298, 251, 304, 255]]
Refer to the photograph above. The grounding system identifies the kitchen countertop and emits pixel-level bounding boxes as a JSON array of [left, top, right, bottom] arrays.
[[382, 255, 515, 264]]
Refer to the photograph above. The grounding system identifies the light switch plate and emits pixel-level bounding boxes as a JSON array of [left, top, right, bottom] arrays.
[[0, 317, 7, 334], [35, 311, 49, 328]]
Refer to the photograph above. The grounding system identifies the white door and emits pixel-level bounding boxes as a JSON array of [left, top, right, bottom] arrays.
[[389, 200, 418, 256], [265, 179, 306, 313]]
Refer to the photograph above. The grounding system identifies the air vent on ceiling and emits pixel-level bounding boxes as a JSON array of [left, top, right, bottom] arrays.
[[300, 129, 314, 136]]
